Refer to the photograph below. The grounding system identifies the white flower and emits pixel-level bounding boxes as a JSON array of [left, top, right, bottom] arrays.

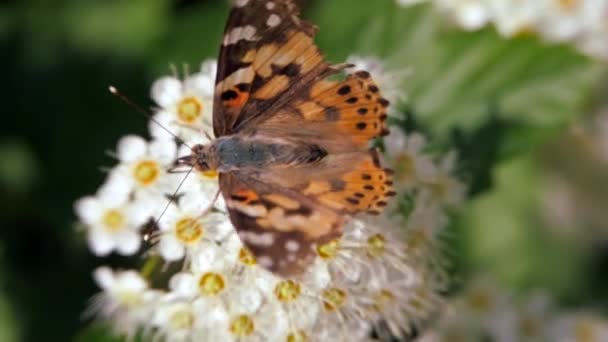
[[384, 129, 435, 190], [152, 299, 201, 341], [157, 201, 230, 262], [110, 135, 179, 202], [486, 0, 543, 37], [150, 60, 217, 144], [549, 313, 608, 342], [75, 177, 153, 256], [419, 150, 467, 207], [436, 0, 492, 31], [577, 18, 608, 62], [346, 55, 409, 115], [396, 0, 430, 6], [89, 267, 160, 336], [536, 0, 607, 42]]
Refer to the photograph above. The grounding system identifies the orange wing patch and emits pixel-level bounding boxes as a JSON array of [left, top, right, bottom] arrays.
[[311, 150, 395, 215], [296, 71, 390, 148]]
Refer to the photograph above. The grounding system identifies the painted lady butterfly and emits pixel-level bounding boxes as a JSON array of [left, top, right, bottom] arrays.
[[177, 0, 395, 277]]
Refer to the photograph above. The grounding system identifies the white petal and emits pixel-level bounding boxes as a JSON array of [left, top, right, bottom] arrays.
[[384, 128, 407, 156], [185, 73, 214, 98], [169, 272, 198, 298], [93, 266, 115, 290], [117, 135, 147, 162], [118, 271, 148, 291], [234, 287, 262, 314], [148, 139, 177, 164], [190, 244, 219, 273], [116, 230, 141, 255], [157, 204, 180, 232], [200, 59, 218, 80], [149, 111, 175, 140], [180, 191, 213, 214], [87, 229, 115, 256], [127, 198, 157, 226], [205, 215, 233, 241], [159, 235, 185, 261], [151, 76, 183, 108], [97, 174, 131, 207], [194, 300, 228, 328], [74, 196, 103, 224]]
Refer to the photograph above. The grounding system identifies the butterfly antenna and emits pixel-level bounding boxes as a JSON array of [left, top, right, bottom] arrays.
[[108, 85, 192, 149], [153, 165, 195, 227]]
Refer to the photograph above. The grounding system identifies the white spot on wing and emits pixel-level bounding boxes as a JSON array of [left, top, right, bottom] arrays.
[[266, 2, 275, 10], [266, 14, 281, 27], [235, 0, 250, 7], [285, 240, 300, 252], [259, 256, 273, 268], [228, 200, 267, 217], [239, 231, 275, 247], [223, 25, 258, 45]]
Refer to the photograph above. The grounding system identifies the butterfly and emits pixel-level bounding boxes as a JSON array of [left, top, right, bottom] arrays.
[[177, 0, 395, 277]]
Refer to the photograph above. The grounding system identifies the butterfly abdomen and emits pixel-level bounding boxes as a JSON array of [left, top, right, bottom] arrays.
[[214, 136, 327, 171]]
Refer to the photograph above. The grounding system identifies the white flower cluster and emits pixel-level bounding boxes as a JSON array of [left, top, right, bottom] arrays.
[[419, 277, 608, 342], [397, 0, 608, 61], [75, 57, 464, 341]]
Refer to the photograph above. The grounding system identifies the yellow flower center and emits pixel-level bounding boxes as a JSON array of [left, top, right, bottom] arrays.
[[177, 96, 203, 124], [175, 217, 204, 244], [316, 239, 339, 260], [230, 315, 254, 336], [102, 209, 125, 232], [238, 247, 257, 265], [372, 290, 395, 312], [322, 288, 347, 311], [287, 330, 307, 342], [558, 0, 577, 11], [468, 289, 493, 313], [198, 272, 225, 296], [133, 160, 160, 186], [200, 169, 219, 179], [367, 234, 386, 257], [169, 309, 195, 330], [407, 229, 429, 250], [116, 291, 142, 307], [519, 317, 541, 338], [275, 280, 301, 302], [426, 177, 450, 201], [395, 153, 415, 182], [575, 320, 595, 342]]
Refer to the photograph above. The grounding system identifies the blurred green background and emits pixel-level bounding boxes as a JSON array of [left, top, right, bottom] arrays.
[[1, 0, 607, 341]]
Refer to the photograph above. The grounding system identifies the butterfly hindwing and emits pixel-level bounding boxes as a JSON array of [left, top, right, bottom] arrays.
[[220, 173, 343, 277], [256, 150, 396, 216]]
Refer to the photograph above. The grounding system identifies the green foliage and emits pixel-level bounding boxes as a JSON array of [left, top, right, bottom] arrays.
[[309, 0, 603, 143]]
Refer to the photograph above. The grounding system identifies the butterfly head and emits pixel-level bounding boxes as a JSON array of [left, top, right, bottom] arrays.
[[173, 144, 219, 173]]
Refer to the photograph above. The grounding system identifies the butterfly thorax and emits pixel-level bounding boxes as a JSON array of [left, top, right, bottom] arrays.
[[191, 136, 328, 173]]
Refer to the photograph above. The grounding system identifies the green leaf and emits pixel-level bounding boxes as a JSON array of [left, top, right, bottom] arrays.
[[309, 0, 604, 142], [62, 0, 171, 56], [455, 156, 586, 294], [74, 324, 128, 342]]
